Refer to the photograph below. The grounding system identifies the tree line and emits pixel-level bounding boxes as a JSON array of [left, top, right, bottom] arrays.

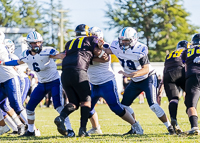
[[0, 0, 198, 61]]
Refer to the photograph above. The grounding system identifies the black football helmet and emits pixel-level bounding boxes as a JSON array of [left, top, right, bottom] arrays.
[[176, 40, 188, 49], [75, 24, 89, 37], [191, 33, 200, 45]]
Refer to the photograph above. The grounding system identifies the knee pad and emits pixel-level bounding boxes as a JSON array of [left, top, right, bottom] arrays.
[[26, 109, 35, 120], [121, 104, 134, 115], [150, 103, 165, 118], [56, 106, 64, 114]]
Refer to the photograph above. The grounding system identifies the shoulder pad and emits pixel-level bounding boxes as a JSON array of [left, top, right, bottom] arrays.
[[40, 47, 58, 56]]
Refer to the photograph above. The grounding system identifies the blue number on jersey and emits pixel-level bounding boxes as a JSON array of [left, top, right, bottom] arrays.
[[118, 58, 136, 70], [32, 62, 40, 72]]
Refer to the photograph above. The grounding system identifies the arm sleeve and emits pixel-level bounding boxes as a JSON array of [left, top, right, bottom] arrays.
[[4, 60, 19, 66], [139, 55, 150, 66]]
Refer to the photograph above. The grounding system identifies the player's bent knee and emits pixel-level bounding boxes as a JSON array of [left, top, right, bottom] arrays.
[[26, 109, 35, 120], [110, 104, 125, 117], [150, 103, 165, 118], [121, 104, 134, 115]]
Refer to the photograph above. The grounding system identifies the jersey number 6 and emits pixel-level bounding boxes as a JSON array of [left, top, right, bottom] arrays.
[[32, 62, 41, 72]]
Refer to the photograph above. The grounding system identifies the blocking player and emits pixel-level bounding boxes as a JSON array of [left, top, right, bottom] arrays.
[[54, 24, 109, 137], [87, 26, 143, 135], [104, 27, 174, 135]]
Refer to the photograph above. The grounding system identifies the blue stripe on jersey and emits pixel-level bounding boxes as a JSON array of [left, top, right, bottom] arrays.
[[50, 49, 56, 55], [33, 31, 37, 39], [121, 27, 127, 37], [110, 46, 117, 49], [26, 50, 30, 56]]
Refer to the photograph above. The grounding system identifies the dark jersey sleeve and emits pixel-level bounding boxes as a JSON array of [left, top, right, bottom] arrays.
[[139, 55, 150, 66]]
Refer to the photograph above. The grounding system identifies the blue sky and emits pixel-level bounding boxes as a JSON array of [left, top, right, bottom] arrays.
[[62, 0, 199, 43]]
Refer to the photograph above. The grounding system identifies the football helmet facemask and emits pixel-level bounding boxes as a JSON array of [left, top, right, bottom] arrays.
[[4, 39, 15, 54], [176, 40, 188, 49], [26, 31, 43, 53], [75, 24, 89, 37], [89, 27, 103, 39], [118, 27, 138, 51], [191, 33, 200, 46], [0, 31, 5, 44]]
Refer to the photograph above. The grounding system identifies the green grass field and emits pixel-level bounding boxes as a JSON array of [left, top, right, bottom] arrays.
[[0, 97, 200, 143]]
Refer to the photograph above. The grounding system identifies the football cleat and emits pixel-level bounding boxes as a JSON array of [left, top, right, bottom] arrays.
[[78, 127, 90, 137], [132, 121, 143, 135], [0, 125, 10, 135], [17, 124, 26, 135], [22, 130, 35, 136], [123, 128, 136, 135], [67, 129, 75, 137], [54, 116, 68, 136], [87, 125, 102, 134], [9, 131, 18, 135], [184, 127, 200, 135], [167, 125, 176, 135], [171, 118, 182, 134]]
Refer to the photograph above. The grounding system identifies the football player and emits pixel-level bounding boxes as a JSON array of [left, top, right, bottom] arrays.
[[54, 24, 109, 137], [181, 33, 200, 135], [0, 31, 27, 135], [0, 31, 73, 137], [103, 27, 174, 135], [157, 40, 188, 134], [87, 26, 143, 135]]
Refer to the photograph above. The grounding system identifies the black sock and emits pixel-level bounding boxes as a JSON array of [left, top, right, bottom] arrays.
[[80, 106, 90, 128], [169, 102, 178, 120], [60, 104, 76, 118], [189, 115, 198, 128]]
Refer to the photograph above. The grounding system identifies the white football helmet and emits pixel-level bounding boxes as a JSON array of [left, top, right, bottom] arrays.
[[89, 27, 103, 39], [118, 27, 138, 51], [0, 31, 5, 44], [26, 31, 43, 53], [4, 39, 15, 53]]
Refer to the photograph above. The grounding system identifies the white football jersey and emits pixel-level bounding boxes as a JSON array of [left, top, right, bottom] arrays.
[[9, 53, 28, 80], [0, 44, 19, 83], [87, 55, 115, 85], [110, 40, 155, 82], [20, 47, 60, 83]]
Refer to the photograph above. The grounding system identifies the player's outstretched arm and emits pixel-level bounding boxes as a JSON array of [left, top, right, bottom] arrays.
[[0, 60, 24, 66], [50, 53, 66, 59], [118, 64, 149, 78]]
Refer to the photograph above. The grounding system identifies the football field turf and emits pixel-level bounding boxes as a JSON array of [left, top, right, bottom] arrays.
[[0, 97, 200, 143]]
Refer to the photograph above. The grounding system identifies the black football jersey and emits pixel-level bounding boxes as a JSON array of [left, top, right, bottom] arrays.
[[62, 36, 98, 71], [182, 46, 200, 78], [164, 48, 185, 72]]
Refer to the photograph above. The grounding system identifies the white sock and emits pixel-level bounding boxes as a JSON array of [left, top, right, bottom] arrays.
[[28, 124, 34, 132], [4, 116, 18, 131], [11, 113, 22, 126], [64, 117, 72, 130], [164, 120, 171, 128], [19, 110, 28, 124]]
